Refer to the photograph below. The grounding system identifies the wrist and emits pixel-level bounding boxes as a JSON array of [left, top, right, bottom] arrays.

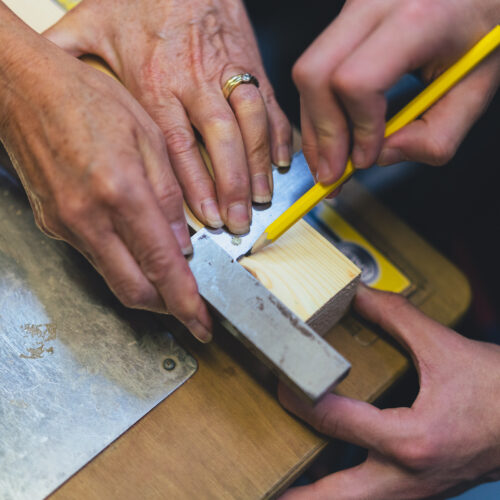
[[0, 4, 57, 135]]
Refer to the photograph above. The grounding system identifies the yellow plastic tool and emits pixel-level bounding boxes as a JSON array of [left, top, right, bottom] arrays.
[[252, 25, 500, 253]]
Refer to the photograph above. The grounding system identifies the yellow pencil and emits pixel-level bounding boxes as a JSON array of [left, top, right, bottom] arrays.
[[252, 25, 500, 254]]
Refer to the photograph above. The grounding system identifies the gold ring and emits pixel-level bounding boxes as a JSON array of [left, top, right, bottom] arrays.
[[222, 73, 259, 100]]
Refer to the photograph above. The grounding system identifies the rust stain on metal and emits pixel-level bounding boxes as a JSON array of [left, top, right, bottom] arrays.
[[19, 323, 57, 359], [268, 295, 313, 338]]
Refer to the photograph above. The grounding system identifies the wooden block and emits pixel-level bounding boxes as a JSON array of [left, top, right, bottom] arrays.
[[240, 221, 360, 335]]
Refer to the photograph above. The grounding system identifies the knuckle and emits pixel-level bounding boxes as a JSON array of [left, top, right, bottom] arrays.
[[330, 67, 364, 99], [315, 408, 337, 437], [164, 125, 197, 157], [292, 58, 313, 89], [117, 280, 156, 310], [56, 197, 89, 230], [168, 280, 200, 320], [205, 112, 237, 138], [403, 0, 435, 24], [426, 137, 456, 166], [232, 85, 262, 108], [396, 436, 440, 471], [91, 171, 128, 207], [139, 246, 177, 284], [156, 181, 184, 210]]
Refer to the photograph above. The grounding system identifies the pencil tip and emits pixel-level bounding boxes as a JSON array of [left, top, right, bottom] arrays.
[[251, 232, 270, 254]]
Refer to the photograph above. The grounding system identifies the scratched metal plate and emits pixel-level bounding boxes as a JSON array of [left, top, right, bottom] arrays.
[[0, 167, 197, 500]]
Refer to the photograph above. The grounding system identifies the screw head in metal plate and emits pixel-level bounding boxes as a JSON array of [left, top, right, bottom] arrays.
[[163, 358, 176, 371]]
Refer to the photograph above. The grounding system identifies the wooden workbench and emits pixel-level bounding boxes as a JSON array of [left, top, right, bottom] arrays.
[[50, 178, 470, 500], [2, 2, 470, 498]]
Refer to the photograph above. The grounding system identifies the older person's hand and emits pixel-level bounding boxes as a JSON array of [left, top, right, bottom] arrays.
[[45, 0, 292, 234], [279, 285, 500, 500], [292, 0, 500, 184], [0, 2, 211, 342]]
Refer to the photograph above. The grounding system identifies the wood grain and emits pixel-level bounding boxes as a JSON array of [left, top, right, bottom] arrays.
[[240, 220, 360, 334]]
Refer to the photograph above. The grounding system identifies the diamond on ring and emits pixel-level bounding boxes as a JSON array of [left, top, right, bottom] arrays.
[[222, 73, 260, 100]]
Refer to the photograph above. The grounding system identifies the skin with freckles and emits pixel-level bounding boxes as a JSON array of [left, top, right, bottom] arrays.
[[44, 0, 293, 234], [293, 0, 500, 184], [0, 2, 211, 342], [279, 285, 500, 500]]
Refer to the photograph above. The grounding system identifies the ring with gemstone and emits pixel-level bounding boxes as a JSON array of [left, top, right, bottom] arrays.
[[222, 73, 260, 100]]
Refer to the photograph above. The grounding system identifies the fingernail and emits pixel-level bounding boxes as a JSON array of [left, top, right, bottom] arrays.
[[352, 144, 366, 169], [276, 144, 291, 167], [252, 173, 272, 203], [317, 156, 333, 184], [378, 148, 404, 166], [171, 221, 193, 255], [227, 202, 250, 234], [201, 198, 223, 228], [186, 319, 212, 343]]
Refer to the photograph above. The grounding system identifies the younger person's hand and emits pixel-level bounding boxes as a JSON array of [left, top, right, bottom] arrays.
[[279, 285, 500, 500], [293, 0, 500, 183]]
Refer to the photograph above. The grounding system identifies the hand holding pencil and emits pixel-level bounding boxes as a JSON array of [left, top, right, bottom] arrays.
[[252, 24, 500, 254]]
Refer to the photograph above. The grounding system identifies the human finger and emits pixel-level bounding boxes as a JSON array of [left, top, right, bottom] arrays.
[[354, 285, 453, 366], [280, 459, 409, 500], [293, 2, 385, 183], [330, 7, 460, 169], [186, 89, 251, 234], [259, 82, 293, 168], [378, 56, 500, 166], [278, 384, 404, 454], [78, 228, 165, 313], [225, 71, 273, 204], [300, 98, 319, 180], [110, 167, 212, 342], [140, 98, 223, 229], [136, 123, 195, 253], [43, 2, 95, 57], [293, 63, 351, 184]]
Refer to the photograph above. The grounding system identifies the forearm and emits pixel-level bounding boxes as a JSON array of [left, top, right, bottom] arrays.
[[0, 2, 53, 135]]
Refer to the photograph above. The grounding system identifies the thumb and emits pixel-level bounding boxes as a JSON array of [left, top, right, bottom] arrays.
[[377, 54, 500, 166], [43, 4, 95, 57]]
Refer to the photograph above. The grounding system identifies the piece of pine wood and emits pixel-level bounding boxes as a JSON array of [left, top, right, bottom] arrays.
[[240, 220, 360, 334]]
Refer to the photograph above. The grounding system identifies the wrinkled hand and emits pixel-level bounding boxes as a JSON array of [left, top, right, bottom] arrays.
[[0, 29, 211, 342], [279, 285, 500, 500], [293, 0, 500, 183], [45, 0, 292, 234]]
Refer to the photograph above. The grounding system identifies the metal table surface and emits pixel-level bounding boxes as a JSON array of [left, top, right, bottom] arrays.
[[0, 169, 197, 500]]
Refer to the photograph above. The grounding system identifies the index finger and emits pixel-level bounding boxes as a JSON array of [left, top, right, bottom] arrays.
[[278, 384, 404, 454], [331, 6, 458, 168], [110, 168, 212, 342]]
